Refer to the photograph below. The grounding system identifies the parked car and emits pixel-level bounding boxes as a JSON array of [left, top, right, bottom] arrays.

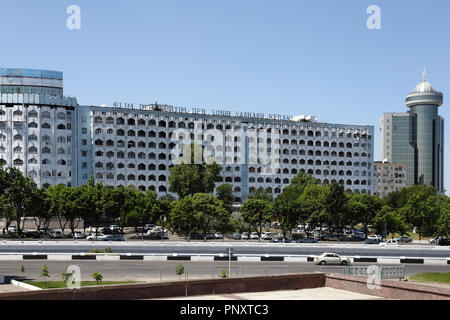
[[296, 238, 318, 243], [214, 232, 224, 239], [144, 224, 156, 232], [365, 238, 382, 245], [368, 235, 383, 241], [86, 233, 107, 241], [250, 232, 259, 240], [314, 252, 350, 265], [147, 227, 169, 239], [429, 237, 439, 244], [206, 233, 216, 240], [227, 233, 241, 240], [110, 225, 120, 232], [104, 234, 125, 241], [379, 239, 398, 246], [395, 236, 413, 244], [241, 232, 249, 240], [68, 231, 86, 239], [321, 233, 345, 241], [24, 230, 41, 238], [272, 233, 284, 240], [188, 232, 203, 240], [7, 226, 17, 234], [262, 232, 272, 240], [48, 230, 63, 239], [438, 238, 450, 246]]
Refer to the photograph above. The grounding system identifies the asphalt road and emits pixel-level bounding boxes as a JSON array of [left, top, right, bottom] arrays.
[[0, 241, 449, 258], [0, 261, 448, 283]]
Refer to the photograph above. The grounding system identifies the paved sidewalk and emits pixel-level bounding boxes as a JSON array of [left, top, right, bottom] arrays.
[[0, 284, 29, 293], [162, 287, 384, 300]]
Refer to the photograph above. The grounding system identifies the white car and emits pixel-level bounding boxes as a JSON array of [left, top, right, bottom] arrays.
[[7, 226, 17, 234], [314, 252, 350, 265], [262, 232, 272, 240], [241, 232, 249, 240], [379, 239, 398, 246], [104, 234, 124, 241], [69, 231, 86, 239], [214, 232, 224, 239], [368, 235, 382, 241], [86, 233, 107, 241], [250, 232, 259, 240]]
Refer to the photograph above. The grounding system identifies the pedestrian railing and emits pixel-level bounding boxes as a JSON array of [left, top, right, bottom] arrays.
[[345, 265, 405, 280]]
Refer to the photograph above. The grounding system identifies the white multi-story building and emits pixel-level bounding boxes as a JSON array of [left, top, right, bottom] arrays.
[[1, 68, 375, 201], [0, 69, 77, 187]]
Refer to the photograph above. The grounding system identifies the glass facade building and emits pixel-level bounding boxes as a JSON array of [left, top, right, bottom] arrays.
[[380, 75, 444, 193]]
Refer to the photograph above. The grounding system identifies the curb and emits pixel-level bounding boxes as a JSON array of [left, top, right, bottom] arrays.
[[10, 280, 42, 291], [0, 254, 448, 265]]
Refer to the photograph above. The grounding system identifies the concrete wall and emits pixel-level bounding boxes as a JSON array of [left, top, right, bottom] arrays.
[[325, 273, 450, 300], [0, 273, 325, 300]]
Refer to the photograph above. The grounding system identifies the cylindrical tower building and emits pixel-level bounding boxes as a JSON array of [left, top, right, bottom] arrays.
[[405, 70, 444, 192]]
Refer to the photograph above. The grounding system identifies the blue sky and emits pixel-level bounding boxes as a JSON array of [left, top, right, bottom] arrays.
[[1, 0, 450, 192]]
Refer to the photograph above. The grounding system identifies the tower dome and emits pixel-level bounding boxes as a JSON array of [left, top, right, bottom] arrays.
[[405, 68, 443, 108], [413, 80, 436, 93]]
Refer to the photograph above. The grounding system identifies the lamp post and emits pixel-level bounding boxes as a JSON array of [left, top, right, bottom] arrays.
[[228, 247, 232, 279]]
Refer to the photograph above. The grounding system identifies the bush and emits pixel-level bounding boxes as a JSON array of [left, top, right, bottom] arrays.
[[219, 269, 229, 279], [175, 263, 185, 278]]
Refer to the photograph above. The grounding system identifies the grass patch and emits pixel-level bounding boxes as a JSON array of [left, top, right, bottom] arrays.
[[24, 280, 139, 289], [88, 248, 112, 254], [408, 272, 450, 284]]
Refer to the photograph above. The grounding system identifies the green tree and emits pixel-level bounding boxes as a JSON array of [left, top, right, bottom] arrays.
[[248, 187, 273, 202], [40, 264, 50, 288], [301, 184, 329, 236], [347, 193, 383, 237], [61, 267, 73, 287], [175, 263, 185, 279], [324, 182, 348, 233], [399, 185, 438, 240], [91, 272, 103, 285], [169, 143, 222, 198], [192, 193, 230, 240], [436, 196, 450, 238], [274, 187, 302, 239], [0, 168, 39, 237], [216, 184, 234, 214], [374, 206, 408, 239], [169, 196, 197, 238], [241, 199, 274, 241]]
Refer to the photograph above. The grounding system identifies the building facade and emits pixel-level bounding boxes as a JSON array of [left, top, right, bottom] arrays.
[[0, 68, 78, 187], [0, 68, 375, 201], [380, 71, 444, 193], [373, 162, 407, 197]]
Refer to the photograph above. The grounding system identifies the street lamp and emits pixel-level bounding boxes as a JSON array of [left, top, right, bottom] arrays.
[[228, 247, 232, 279]]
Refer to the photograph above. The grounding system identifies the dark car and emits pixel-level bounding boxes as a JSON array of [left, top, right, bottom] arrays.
[[365, 238, 382, 245], [438, 238, 450, 246], [395, 236, 413, 244], [296, 238, 318, 243], [187, 232, 203, 240], [24, 230, 41, 238], [227, 233, 241, 240]]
